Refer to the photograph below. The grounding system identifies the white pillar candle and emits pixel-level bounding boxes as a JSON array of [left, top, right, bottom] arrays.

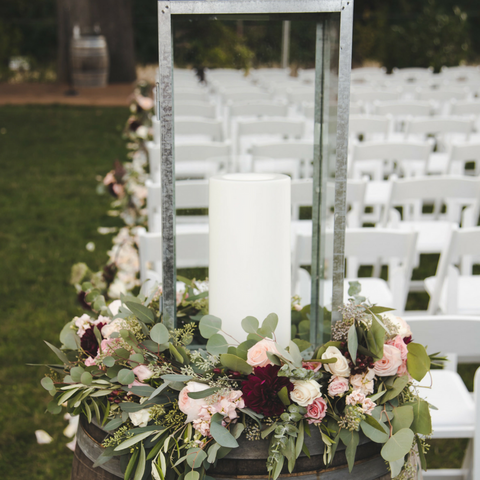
[[209, 173, 291, 346]]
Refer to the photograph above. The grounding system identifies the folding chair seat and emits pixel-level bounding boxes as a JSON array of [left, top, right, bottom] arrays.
[[405, 315, 480, 480], [425, 225, 480, 315], [349, 115, 392, 143]]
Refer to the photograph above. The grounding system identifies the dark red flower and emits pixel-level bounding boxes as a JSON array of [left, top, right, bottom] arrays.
[[77, 291, 92, 311], [404, 335, 413, 345], [241, 365, 293, 417], [80, 323, 106, 357]]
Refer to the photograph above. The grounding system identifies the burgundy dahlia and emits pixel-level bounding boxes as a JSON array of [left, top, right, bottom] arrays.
[[403, 335, 413, 345], [241, 364, 293, 417], [80, 323, 106, 357]]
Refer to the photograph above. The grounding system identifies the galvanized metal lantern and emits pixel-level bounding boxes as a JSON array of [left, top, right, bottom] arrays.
[[156, 0, 354, 349]]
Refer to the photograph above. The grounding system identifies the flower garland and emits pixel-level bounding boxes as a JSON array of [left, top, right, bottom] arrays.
[[39, 286, 435, 480]]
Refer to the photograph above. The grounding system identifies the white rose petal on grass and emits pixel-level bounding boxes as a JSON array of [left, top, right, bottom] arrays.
[[66, 438, 77, 452], [85, 242, 95, 252], [63, 415, 79, 438], [290, 379, 322, 407], [35, 430, 53, 444], [321, 346, 351, 378], [98, 227, 118, 235]]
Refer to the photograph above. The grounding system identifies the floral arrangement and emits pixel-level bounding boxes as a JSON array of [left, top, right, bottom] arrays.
[[39, 283, 435, 480]]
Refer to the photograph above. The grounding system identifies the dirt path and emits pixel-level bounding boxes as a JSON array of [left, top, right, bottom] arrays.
[[0, 82, 135, 106]]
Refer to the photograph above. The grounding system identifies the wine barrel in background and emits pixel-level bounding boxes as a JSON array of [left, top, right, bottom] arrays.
[[72, 414, 390, 480], [70, 35, 109, 88]]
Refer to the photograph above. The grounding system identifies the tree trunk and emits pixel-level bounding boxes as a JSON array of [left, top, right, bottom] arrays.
[[56, 0, 136, 84]]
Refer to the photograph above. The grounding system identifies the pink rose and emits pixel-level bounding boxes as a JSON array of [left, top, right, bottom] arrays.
[[387, 335, 408, 361], [178, 382, 211, 423], [302, 361, 323, 372], [136, 95, 154, 111], [305, 397, 327, 425], [133, 365, 154, 382], [373, 344, 403, 377], [397, 360, 409, 377], [383, 313, 412, 339], [246, 339, 280, 368], [327, 376, 349, 397]]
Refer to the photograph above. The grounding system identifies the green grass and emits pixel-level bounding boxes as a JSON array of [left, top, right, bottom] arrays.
[[0, 105, 128, 479], [0, 104, 476, 478]]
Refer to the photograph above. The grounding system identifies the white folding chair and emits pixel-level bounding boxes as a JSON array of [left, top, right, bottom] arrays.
[[174, 101, 218, 119], [381, 176, 480, 283], [404, 117, 474, 153], [392, 67, 434, 83], [349, 115, 392, 142], [425, 225, 480, 315], [447, 142, 480, 176], [146, 179, 209, 232], [349, 140, 433, 180], [406, 315, 480, 480], [175, 142, 232, 179], [251, 141, 313, 179], [292, 228, 418, 313], [350, 91, 402, 113], [175, 88, 210, 103], [138, 225, 209, 288], [175, 119, 225, 143]]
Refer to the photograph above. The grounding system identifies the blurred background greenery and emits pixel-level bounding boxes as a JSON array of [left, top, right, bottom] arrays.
[[0, 0, 479, 82]]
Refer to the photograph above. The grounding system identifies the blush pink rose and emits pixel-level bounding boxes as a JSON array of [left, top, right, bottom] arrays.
[[387, 335, 409, 361], [346, 390, 366, 406], [132, 365, 154, 382], [361, 398, 376, 415], [246, 339, 280, 368], [178, 382, 211, 423], [327, 376, 349, 397], [305, 397, 327, 425], [373, 344, 403, 377]]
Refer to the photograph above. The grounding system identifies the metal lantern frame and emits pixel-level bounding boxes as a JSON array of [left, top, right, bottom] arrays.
[[156, 0, 354, 347]]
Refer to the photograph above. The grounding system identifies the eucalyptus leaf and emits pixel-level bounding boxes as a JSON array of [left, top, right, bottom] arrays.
[[347, 325, 358, 365], [186, 448, 207, 468], [125, 301, 155, 324], [232, 422, 245, 439], [128, 385, 157, 397], [288, 341, 303, 368], [390, 456, 405, 478], [118, 369, 135, 385], [149, 382, 170, 400], [207, 443, 221, 464], [169, 344, 185, 363], [150, 323, 170, 345], [104, 417, 124, 431], [407, 343, 431, 381], [81, 371, 93, 385], [416, 434, 427, 470], [241, 316, 259, 334], [188, 387, 220, 400], [236, 339, 256, 360], [409, 400, 432, 435], [339, 429, 359, 472], [44, 340, 70, 365], [365, 316, 385, 360], [262, 313, 278, 333], [291, 338, 311, 352], [103, 356, 115, 367], [220, 354, 253, 375], [47, 400, 62, 414], [206, 334, 229, 355], [161, 374, 192, 382], [41, 377, 54, 391], [391, 405, 414, 434], [115, 431, 155, 452], [381, 428, 414, 462], [360, 419, 389, 443], [185, 471, 200, 480], [277, 386, 291, 406], [199, 315, 222, 339], [380, 375, 410, 404], [210, 413, 239, 448]]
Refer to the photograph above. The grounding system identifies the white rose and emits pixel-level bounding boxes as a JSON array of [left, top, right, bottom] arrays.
[[129, 408, 151, 427], [136, 126, 148, 139], [322, 346, 351, 378], [290, 379, 322, 407], [383, 312, 412, 339], [101, 318, 128, 338]]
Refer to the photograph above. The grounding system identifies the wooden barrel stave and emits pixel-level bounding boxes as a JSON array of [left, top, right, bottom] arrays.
[[70, 35, 109, 87], [72, 415, 390, 480]]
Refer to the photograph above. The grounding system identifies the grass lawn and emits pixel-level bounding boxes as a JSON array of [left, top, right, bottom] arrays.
[[0, 105, 128, 479], [0, 104, 476, 478]]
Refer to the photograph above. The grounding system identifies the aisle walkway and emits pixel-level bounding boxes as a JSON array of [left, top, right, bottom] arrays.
[[0, 82, 134, 106]]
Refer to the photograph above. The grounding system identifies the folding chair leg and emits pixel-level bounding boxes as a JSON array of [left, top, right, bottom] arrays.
[[462, 439, 473, 480]]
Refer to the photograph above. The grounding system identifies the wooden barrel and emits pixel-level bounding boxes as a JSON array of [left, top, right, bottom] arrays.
[[72, 415, 390, 480], [70, 35, 109, 88]]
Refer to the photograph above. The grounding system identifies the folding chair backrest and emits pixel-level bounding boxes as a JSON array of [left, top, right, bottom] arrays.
[[222, 90, 272, 103], [176, 180, 209, 209], [349, 115, 391, 140], [175, 119, 224, 142], [175, 142, 231, 162], [175, 88, 209, 103], [237, 119, 305, 138], [448, 143, 480, 175], [374, 101, 432, 117], [405, 117, 474, 138], [228, 101, 289, 118], [416, 88, 469, 103], [175, 101, 217, 119], [405, 315, 480, 365], [450, 99, 480, 116], [382, 175, 480, 224]]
